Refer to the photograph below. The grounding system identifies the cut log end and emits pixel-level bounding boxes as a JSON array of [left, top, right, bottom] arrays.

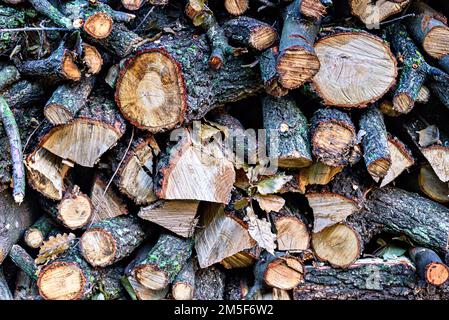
[[312, 224, 360, 268], [264, 256, 304, 290], [62, 52, 81, 81], [393, 93, 414, 114], [275, 217, 309, 251], [38, 262, 85, 300], [367, 157, 392, 180], [300, 0, 327, 20], [313, 32, 397, 107], [24, 228, 44, 249], [423, 26, 449, 59], [80, 229, 116, 267], [224, 0, 249, 16], [426, 262, 449, 286], [135, 265, 168, 290], [83, 44, 103, 75], [249, 26, 278, 51], [349, 0, 410, 25], [83, 12, 113, 39], [116, 50, 185, 132], [419, 165, 449, 203], [121, 0, 145, 10], [44, 103, 74, 125], [421, 146, 449, 183], [58, 191, 92, 229], [172, 282, 194, 300], [277, 49, 320, 89]]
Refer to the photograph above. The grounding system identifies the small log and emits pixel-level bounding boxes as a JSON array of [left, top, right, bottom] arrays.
[[194, 265, 225, 300], [28, 0, 74, 29], [409, 247, 449, 286], [24, 215, 55, 249], [172, 258, 195, 300], [294, 257, 449, 299], [377, 135, 414, 187], [15, 41, 81, 82], [195, 191, 255, 268], [89, 173, 128, 223], [276, 0, 321, 89], [224, 0, 249, 16], [262, 95, 312, 169], [271, 204, 310, 252], [223, 17, 278, 51], [121, 275, 169, 300], [403, 116, 449, 182], [57, 185, 93, 229], [44, 77, 96, 125], [0, 267, 12, 300], [109, 132, 159, 205], [25, 147, 71, 200], [359, 105, 391, 180], [349, 0, 410, 27], [312, 29, 397, 108], [39, 90, 127, 168], [297, 162, 343, 194], [121, 0, 145, 10], [0, 191, 36, 263], [406, 1, 449, 74], [115, 31, 262, 132], [156, 126, 235, 203], [82, 43, 103, 75], [138, 200, 199, 238], [259, 47, 288, 97], [37, 247, 95, 300], [80, 215, 147, 267], [8, 244, 38, 281], [418, 164, 449, 204], [310, 108, 356, 167], [0, 65, 20, 91], [133, 233, 193, 290]]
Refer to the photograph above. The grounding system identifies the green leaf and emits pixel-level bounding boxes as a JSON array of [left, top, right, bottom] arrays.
[[256, 174, 292, 195], [376, 244, 407, 260]]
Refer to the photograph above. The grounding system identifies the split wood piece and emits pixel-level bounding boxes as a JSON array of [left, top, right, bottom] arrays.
[[311, 223, 361, 268], [14, 270, 40, 300], [25, 147, 71, 200], [377, 135, 414, 187], [138, 200, 199, 238], [403, 116, 449, 182], [386, 23, 446, 114], [312, 29, 397, 108], [359, 105, 391, 180], [310, 108, 356, 167], [24, 215, 55, 249], [39, 92, 127, 168], [194, 265, 226, 300], [156, 126, 235, 203], [82, 43, 103, 75], [44, 76, 96, 125], [262, 95, 312, 169], [89, 173, 128, 223], [195, 191, 255, 268], [15, 41, 81, 82], [252, 251, 304, 292], [277, 0, 321, 89], [418, 164, 449, 204], [80, 215, 147, 267], [0, 191, 35, 264], [306, 165, 372, 233], [348, 187, 449, 255], [223, 17, 278, 51], [109, 132, 159, 205], [115, 31, 262, 132], [349, 0, 410, 27], [407, 1, 449, 73], [300, 0, 329, 20], [297, 162, 343, 194], [409, 247, 449, 286], [133, 233, 193, 290], [1, 80, 45, 111], [88, 23, 143, 58], [0, 268, 12, 300], [294, 257, 449, 300], [121, 275, 169, 300], [224, 0, 249, 16], [172, 258, 195, 300], [220, 247, 261, 269], [57, 185, 93, 230], [271, 204, 310, 251], [8, 244, 38, 281], [37, 247, 95, 300], [0, 65, 20, 92], [28, 0, 74, 29], [259, 47, 288, 97]]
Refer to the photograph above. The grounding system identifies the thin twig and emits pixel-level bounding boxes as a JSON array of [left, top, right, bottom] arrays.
[[0, 27, 69, 33], [380, 13, 416, 26], [23, 122, 43, 153], [134, 6, 155, 32]]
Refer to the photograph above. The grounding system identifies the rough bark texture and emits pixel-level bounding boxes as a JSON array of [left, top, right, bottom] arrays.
[[259, 47, 288, 97], [194, 265, 225, 300], [24, 214, 55, 249]]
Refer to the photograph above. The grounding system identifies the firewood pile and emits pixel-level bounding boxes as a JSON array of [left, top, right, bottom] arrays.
[[0, 0, 448, 300]]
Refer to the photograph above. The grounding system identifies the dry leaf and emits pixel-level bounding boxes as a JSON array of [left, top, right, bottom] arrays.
[[35, 233, 76, 265], [254, 194, 285, 213], [256, 174, 292, 195], [417, 125, 440, 148], [244, 207, 276, 255], [233, 197, 249, 210]]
